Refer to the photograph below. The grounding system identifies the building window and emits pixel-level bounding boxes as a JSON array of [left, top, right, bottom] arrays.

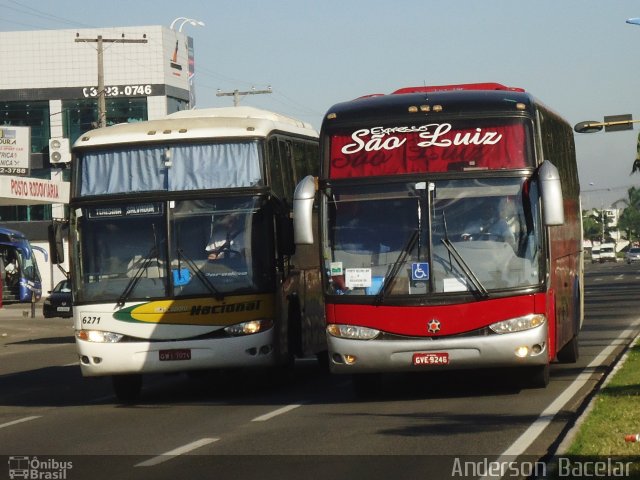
[[62, 97, 148, 144], [167, 96, 189, 114], [0, 101, 50, 154]]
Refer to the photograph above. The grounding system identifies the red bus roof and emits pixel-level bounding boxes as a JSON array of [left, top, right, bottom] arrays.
[[392, 83, 525, 94]]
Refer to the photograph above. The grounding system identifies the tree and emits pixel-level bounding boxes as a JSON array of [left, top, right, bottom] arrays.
[[582, 210, 603, 241], [617, 187, 640, 243]]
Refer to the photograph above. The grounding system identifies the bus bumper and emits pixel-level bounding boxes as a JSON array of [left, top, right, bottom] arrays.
[[76, 330, 279, 376], [328, 323, 548, 374]]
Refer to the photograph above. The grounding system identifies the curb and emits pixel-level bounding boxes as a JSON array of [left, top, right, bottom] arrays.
[[553, 332, 640, 455]]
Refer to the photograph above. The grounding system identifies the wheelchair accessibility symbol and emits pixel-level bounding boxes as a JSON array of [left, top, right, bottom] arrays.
[[411, 262, 429, 281]]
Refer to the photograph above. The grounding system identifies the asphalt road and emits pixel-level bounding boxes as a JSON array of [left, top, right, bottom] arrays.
[[1, 261, 639, 480]]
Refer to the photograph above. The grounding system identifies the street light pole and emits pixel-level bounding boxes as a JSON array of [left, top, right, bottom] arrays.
[[170, 17, 205, 32], [169, 17, 204, 109]]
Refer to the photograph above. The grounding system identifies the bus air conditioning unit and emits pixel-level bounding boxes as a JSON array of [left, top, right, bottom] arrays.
[[49, 138, 71, 164]]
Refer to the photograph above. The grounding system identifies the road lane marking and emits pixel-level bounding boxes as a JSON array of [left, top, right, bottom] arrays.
[[251, 403, 303, 422], [480, 316, 640, 480], [0, 416, 41, 430], [135, 437, 219, 467]]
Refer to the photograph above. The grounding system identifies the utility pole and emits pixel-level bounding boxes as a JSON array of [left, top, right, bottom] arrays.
[[216, 86, 272, 107], [75, 34, 148, 128]]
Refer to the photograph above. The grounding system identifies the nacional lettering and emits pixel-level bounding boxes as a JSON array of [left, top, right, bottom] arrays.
[[340, 123, 503, 155], [191, 300, 262, 316]]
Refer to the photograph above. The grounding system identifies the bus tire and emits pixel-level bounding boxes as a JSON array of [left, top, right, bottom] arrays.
[[112, 374, 142, 403], [352, 373, 381, 398], [316, 351, 330, 373], [523, 364, 549, 389], [287, 296, 303, 358], [556, 335, 579, 364]]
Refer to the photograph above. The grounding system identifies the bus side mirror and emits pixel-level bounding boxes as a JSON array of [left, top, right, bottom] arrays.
[[538, 160, 564, 226], [48, 222, 65, 264], [293, 175, 316, 245]]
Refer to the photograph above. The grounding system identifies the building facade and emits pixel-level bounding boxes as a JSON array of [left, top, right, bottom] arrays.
[[0, 25, 194, 292]]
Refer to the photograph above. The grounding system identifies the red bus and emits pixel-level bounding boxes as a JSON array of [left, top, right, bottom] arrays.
[[294, 83, 583, 394]]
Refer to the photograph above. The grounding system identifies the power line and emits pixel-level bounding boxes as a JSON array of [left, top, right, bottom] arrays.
[[0, 0, 95, 29]]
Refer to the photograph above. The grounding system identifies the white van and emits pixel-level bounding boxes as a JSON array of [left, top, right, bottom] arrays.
[[599, 242, 617, 263]]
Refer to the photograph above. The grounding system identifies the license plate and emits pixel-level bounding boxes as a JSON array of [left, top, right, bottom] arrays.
[[57, 306, 70, 312], [412, 352, 449, 366], [159, 349, 192, 361]]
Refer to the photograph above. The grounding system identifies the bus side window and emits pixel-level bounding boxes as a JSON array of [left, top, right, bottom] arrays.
[[292, 140, 319, 182], [268, 138, 286, 201], [278, 139, 295, 201]]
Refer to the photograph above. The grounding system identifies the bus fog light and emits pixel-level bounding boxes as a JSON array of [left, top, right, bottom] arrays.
[[327, 324, 380, 340], [515, 346, 529, 358], [344, 355, 357, 365], [490, 314, 546, 334], [532, 343, 543, 355]]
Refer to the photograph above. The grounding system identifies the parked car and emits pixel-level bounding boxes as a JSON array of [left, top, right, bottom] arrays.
[[625, 247, 640, 264], [42, 279, 72, 318]]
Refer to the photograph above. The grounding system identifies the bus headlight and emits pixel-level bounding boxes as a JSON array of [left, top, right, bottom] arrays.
[[76, 330, 124, 343], [489, 314, 546, 334], [224, 319, 274, 336], [327, 324, 380, 340]]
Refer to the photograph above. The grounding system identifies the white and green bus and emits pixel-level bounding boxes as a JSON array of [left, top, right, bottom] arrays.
[[66, 107, 326, 402]]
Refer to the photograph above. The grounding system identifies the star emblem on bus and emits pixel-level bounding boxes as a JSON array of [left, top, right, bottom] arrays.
[[428, 319, 441, 333]]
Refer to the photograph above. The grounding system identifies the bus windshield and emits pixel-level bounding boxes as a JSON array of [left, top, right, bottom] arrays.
[[324, 177, 543, 297], [74, 195, 274, 303]]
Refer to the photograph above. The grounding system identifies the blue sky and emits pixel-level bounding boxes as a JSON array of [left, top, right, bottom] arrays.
[[2, 0, 640, 208]]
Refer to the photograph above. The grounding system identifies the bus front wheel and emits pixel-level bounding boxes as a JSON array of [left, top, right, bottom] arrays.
[[352, 373, 381, 398], [112, 374, 142, 403], [522, 364, 550, 389], [556, 335, 579, 364]]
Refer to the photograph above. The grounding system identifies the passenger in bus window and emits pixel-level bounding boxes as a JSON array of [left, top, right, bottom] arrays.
[[4, 255, 19, 286]]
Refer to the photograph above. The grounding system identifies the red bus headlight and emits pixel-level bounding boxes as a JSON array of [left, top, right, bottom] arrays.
[[327, 324, 380, 340], [489, 314, 546, 334]]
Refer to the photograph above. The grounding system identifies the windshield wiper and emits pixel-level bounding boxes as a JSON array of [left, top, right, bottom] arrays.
[[441, 212, 488, 298], [375, 229, 419, 305], [177, 248, 224, 301], [116, 245, 159, 307]]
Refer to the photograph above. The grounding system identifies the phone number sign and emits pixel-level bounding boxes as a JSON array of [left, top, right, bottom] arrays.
[[81, 84, 162, 98], [0, 126, 30, 176]]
